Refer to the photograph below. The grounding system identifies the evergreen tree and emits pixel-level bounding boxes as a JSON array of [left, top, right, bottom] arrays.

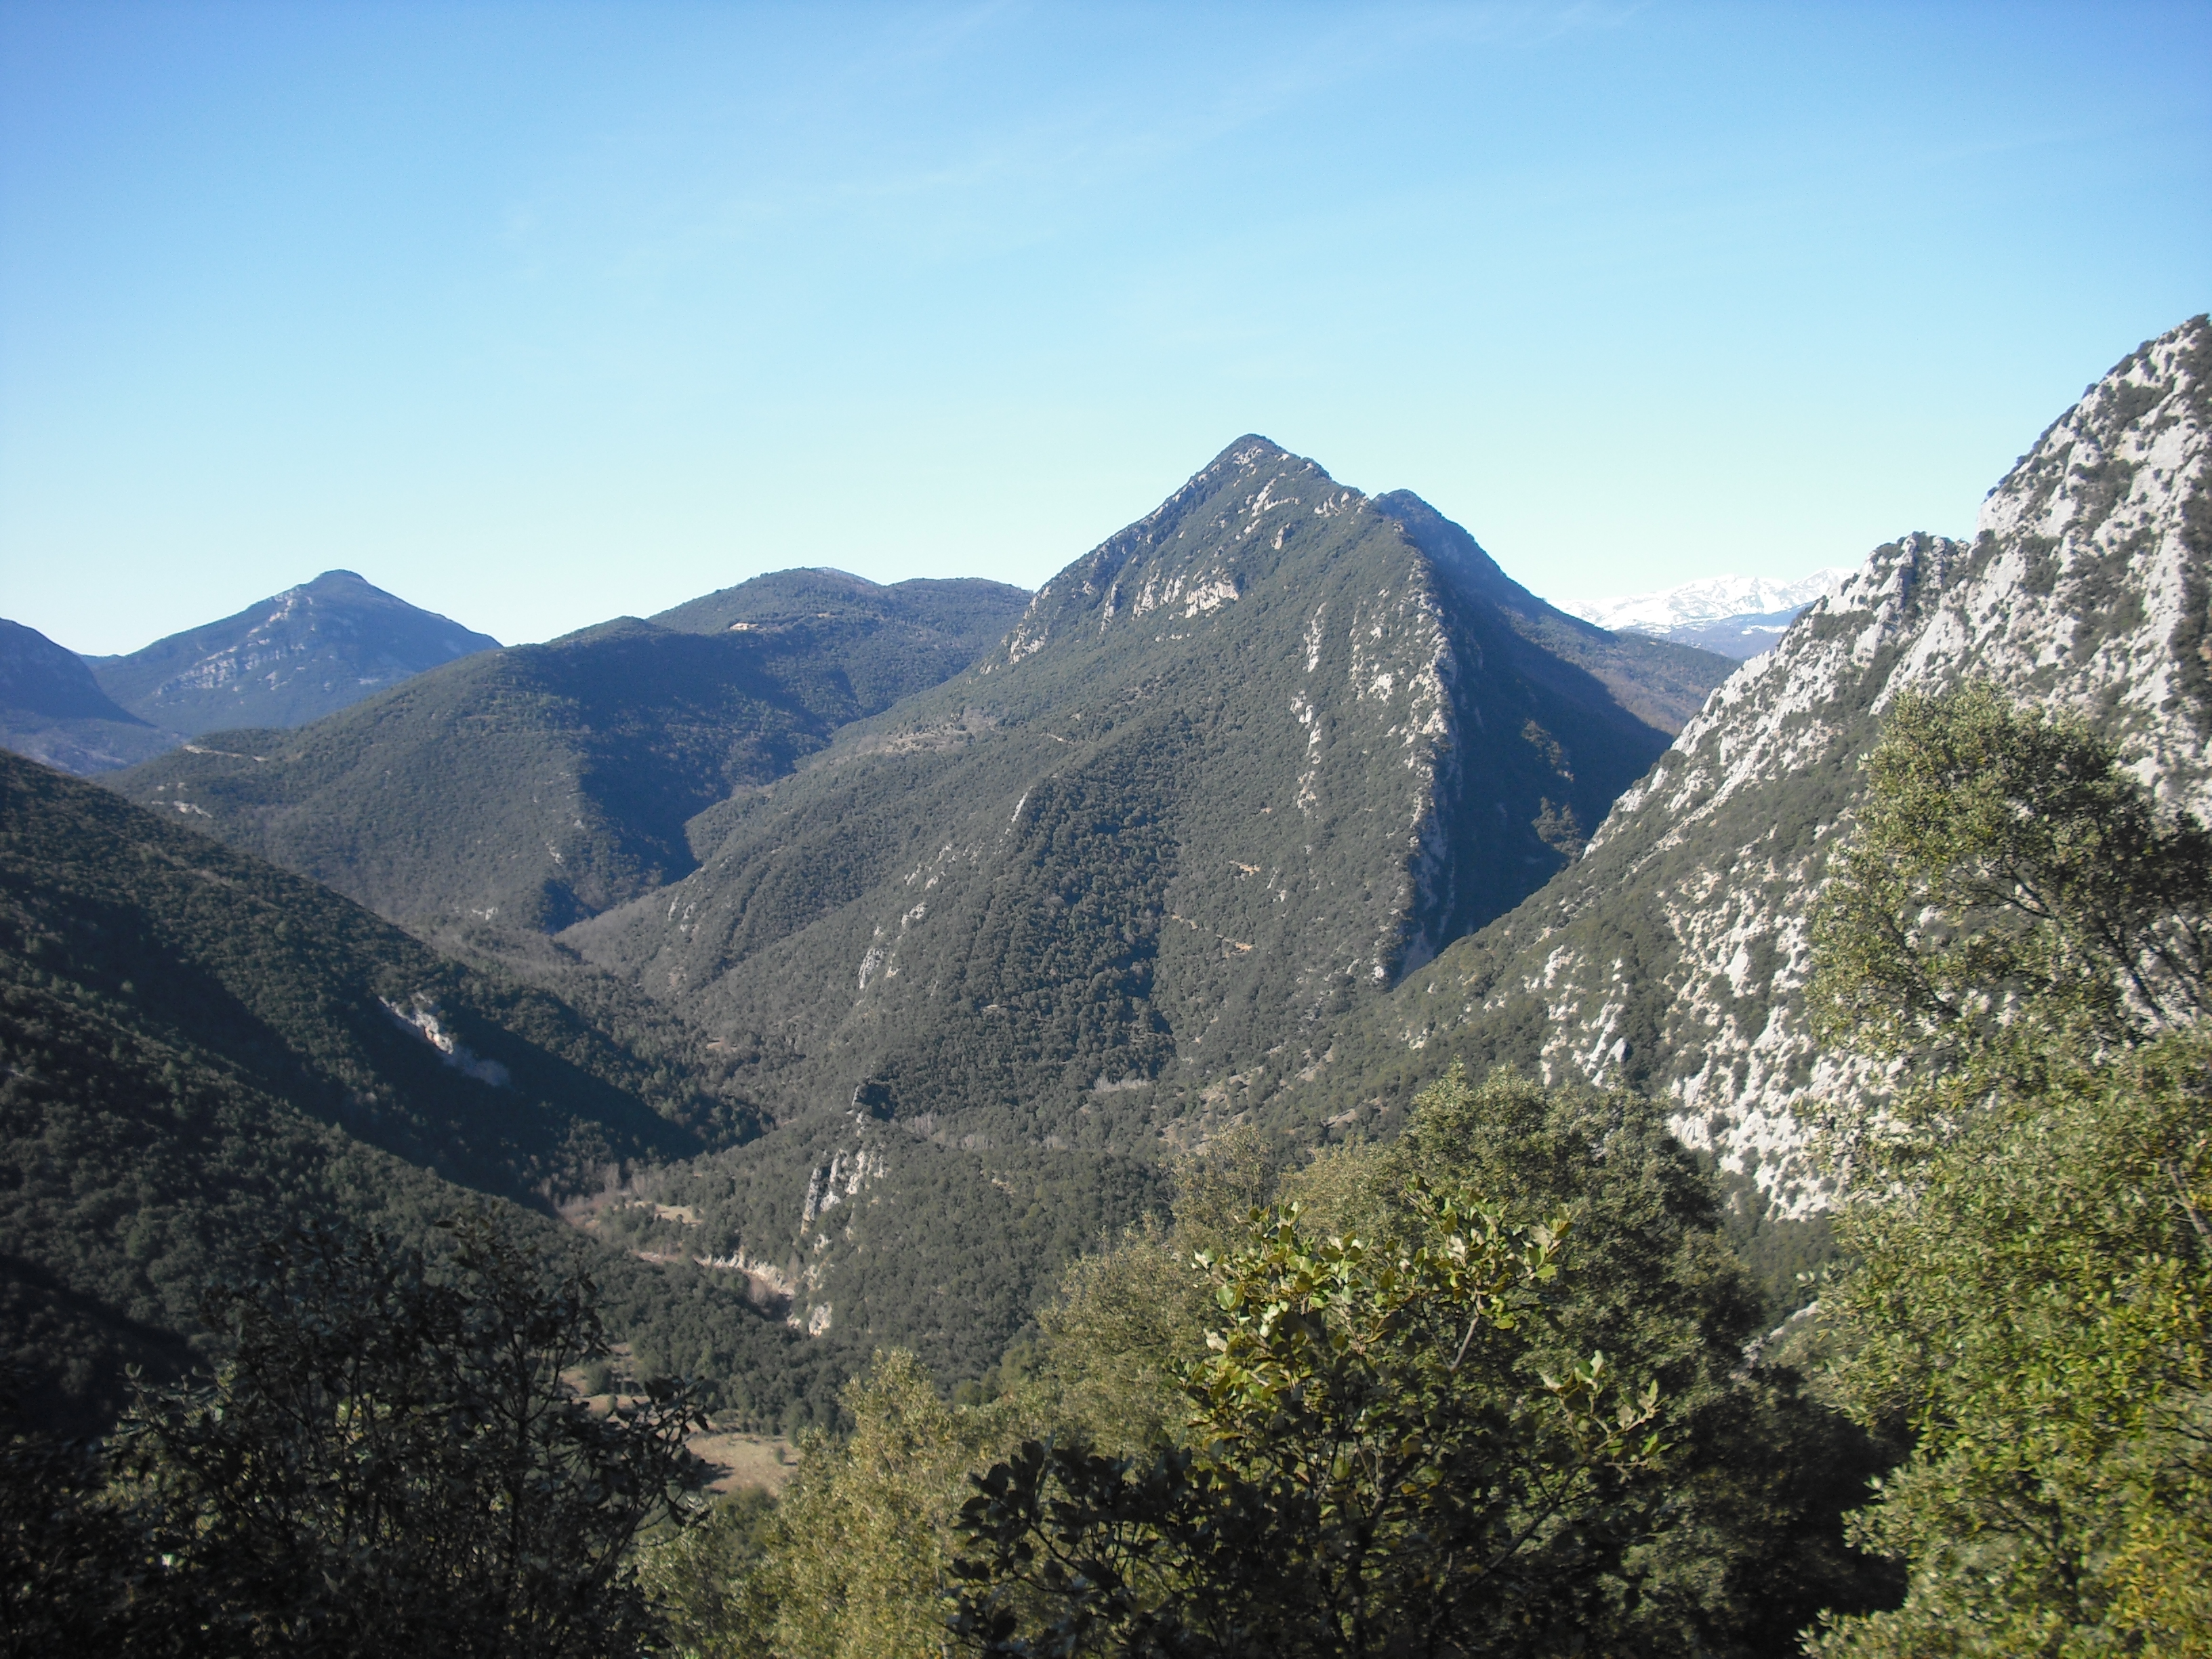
[[114, 1216, 706, 1657], [1807, 685, 2212, 1653], [947, 1182, 1662, 1658], [947, 1069, 1893, 1656]]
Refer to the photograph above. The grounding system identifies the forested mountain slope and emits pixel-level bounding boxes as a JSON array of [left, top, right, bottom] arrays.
[[0, 618, 176, 775], [107, 575, 1027, 937], [565, 438, 1736, 1348], [652, 567, 1029, 699], [88, 569, 501, 737], [575, 439, 1728, 1128], [1268, 316, 2212, 1218], [0, 752, 846, 1433], [1370, 492, 1735, 731]]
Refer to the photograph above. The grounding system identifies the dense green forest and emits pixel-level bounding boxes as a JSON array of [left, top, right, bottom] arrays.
[[90, 443, 1738, 1380], [7, 687, 2205, 1654], [545, 444, 1733, 1346], [5, 329, 2207, 1652], [0, 750, 861, 1433], [649, 687, 2209, 1656]]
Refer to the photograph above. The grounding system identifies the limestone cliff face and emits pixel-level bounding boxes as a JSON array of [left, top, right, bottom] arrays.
[[1359, 316, 2211, 1216], [987, 438, 1479, 991]]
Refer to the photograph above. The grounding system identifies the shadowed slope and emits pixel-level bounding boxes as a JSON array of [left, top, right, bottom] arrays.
[[0, 618, 176, 775], [1259, 315, 2212, 1231]]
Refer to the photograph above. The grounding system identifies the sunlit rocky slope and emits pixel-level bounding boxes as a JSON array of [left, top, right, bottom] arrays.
[[46, 318, 2206, 1416], [1274, 316, 2211, 1218], [98, 448, 1729, 1382], [88, 569, 501, 738], [573, 440, 1727, 1126]]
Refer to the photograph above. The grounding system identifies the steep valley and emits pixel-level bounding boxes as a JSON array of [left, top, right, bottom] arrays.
[[61, 447, 1739, 1396], [13, 317, 2207, 1422], [559, 438, 1735, 1349], [0, 751, 855, 1433], [110, 574, 1029, 937]]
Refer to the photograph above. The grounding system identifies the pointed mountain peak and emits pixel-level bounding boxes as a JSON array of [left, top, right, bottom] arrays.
[[1135, 436, 1346, 535], [90, 575, 502, 737], [1206, 432, 1290, 466], [1187, 434, 1328, 493]]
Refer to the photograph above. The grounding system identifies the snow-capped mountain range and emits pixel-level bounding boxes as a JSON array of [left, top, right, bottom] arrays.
[[1562, 569, 1853, 636]]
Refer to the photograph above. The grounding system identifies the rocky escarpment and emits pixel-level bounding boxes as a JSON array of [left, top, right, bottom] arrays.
[[1320, 316, 2211, 1217]]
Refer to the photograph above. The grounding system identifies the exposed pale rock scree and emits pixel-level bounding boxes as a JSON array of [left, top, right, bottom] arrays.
[[1304, 316, 2211, 1217], [571, 437, 1724, 1129]]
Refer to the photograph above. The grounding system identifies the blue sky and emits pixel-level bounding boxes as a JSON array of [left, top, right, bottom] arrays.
[[2, 2, 2207, 655]]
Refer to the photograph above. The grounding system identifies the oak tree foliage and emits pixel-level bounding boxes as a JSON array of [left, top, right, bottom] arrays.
[[1808, 686, 2212, 1654], [947, 1185, 1661, 1658], [4, 1214, 708, 1658]]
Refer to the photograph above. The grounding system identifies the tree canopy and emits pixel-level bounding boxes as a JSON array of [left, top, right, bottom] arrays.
[[653, 1070, 1896, 1658], [947, 1183, 1662, 1658], [1807, 685, 2212, 1654], [3, 1215, 708, 1658]]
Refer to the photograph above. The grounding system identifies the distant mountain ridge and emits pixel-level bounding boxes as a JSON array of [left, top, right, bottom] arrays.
[[0, 621, 144, 723], [1370, 493, 1738, 730], [656, 567, 1026, 640], [108, 573, 1031, 936], [555, 437, 1737, 1352], [0, 618, 176, 775], [1566, 570, 1852, 633], [1632, 607, 1813, 659], [90, 569, 501, 737], [1564, 570, 1852, 659], [97, 453, 1736, 1383]]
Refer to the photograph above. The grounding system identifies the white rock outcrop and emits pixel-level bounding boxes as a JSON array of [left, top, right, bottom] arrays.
[[1388, 316, 2211, 1214]]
